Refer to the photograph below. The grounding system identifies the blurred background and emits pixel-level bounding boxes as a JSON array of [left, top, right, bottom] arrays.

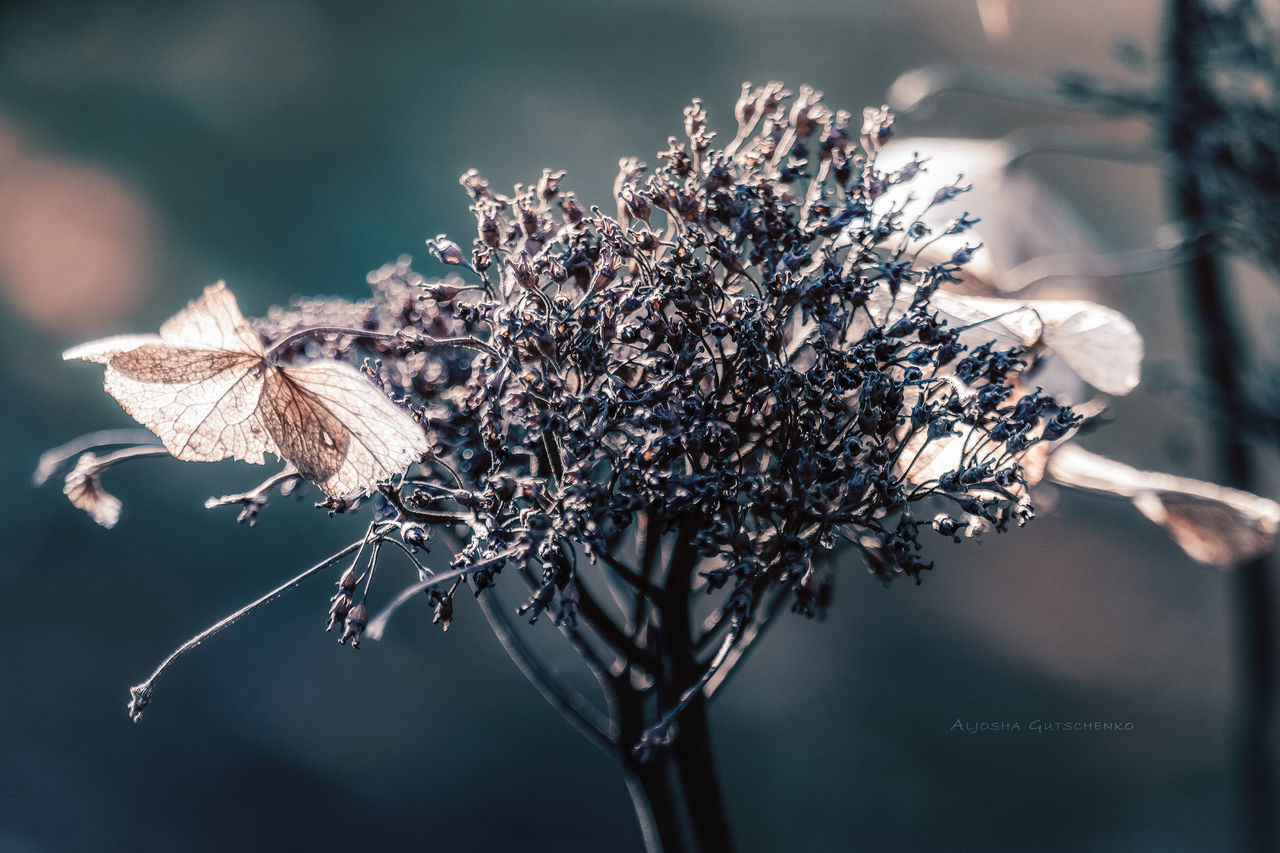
[[1, 0, 1271, 850]]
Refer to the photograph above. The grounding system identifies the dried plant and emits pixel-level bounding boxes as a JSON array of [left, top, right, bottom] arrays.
[[42, 83, 1160, 852]]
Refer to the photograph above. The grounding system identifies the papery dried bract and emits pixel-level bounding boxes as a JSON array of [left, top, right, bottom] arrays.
[[63, 453, 122, 529], [260, 361, 429, 496], [1047, 443, 1280, 567], [64, 282, 427, 497]]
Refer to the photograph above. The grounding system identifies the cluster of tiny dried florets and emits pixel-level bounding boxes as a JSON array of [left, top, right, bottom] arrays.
[[252, 83, 1074, 642]]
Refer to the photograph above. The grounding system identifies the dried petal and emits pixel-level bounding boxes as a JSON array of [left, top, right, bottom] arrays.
[[64, 282, 428, 497], [62, 453, 121, 529], [1048, 444, 1280, 567]]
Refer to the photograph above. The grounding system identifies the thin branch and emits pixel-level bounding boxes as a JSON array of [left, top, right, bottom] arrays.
[[888, 63, 1156, 116], [633, 620, 743, 758], [80, 444, 172, 468], [127, 539, 365, 722], [33, 429, 161, 486], [204, 466, 301, 518], [571, 572, 658, 673], [377, 484, 472, 527], [704, 586, 790, 700], [373, 535, 431, 578], [590, 548, 641, 631], [1000, 231, 1207, 291], [265, 326, 499, 361], [597, 548, 666, 602], [997, 128, 1164, 172], [475, 586, 615, 754], [365, 552, 515, 640]]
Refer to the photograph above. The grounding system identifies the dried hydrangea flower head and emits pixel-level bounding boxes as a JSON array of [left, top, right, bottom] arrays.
[[48, 87, 1147, 776]]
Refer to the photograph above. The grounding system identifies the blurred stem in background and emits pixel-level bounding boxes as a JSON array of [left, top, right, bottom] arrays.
[[1165, 2, 1276, 851], [891, 1, 1280, 848]]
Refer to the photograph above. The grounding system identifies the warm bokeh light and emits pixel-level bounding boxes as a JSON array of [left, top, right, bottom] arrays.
[[0, 116, 154, 335]]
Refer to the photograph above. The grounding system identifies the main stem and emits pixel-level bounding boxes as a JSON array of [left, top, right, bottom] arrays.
[[621, 695, 733, 853], [488, 516, 738, 851], [1167, 3, 1277, 851], [617, 516, 736, 853]]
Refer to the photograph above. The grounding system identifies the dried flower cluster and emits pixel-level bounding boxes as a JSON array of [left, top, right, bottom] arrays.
[[238, 86, 1079, 630], [51, 85, 1093, 769]]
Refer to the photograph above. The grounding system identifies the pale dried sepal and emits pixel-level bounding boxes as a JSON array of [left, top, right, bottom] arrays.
[[102, 347, 274, 463], [1026, 299, 1142, 396], [63, 453, 121, 529], [271, 362, 429, 497], [1047, 443, 1280, 568], [63, 282, 428, 497], [156, 281, 265, 355]]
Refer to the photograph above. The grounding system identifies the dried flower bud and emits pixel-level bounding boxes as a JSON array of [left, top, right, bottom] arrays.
[[459, 168, 492, 200], [760, 81, 789, 116], [589, 251, 621, 292], [537, 169, 565, 201], [326, 594, 351, 632], [517, 581, 556, 624], [554, 582, 579, 627], [684, 99, 714, 151], [634, 229, 660, 253], [860, 104, 894, 155], [559, 193, 585, 226], [618, 184, 651, 224], [658, 138, 692, 177], [338, 566, 360, 595], [734, 82, 757, 128], [425, 234, 464, 265], [401, 523, 429, 548], [515, 193, 543, 241], [432, 593, 454, 631], [422, 282, 462, 301], [950, 244, 981, 266], [820, 109, 851, 161], [475, 204, 501, 248], [790, 85, 826, 139], [615, 158, 647, 192], [340, 603, 369, 648], [505, 254, 539, 293]]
